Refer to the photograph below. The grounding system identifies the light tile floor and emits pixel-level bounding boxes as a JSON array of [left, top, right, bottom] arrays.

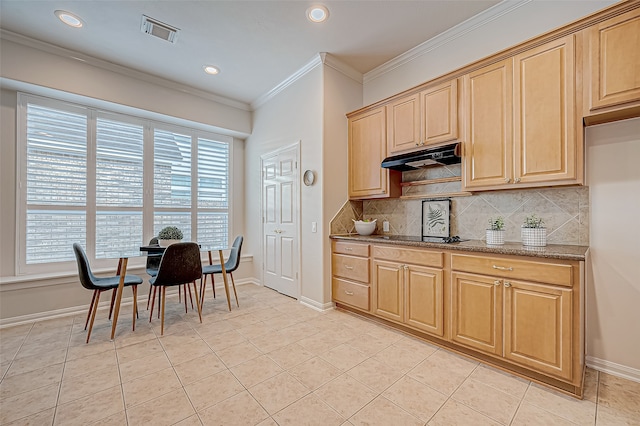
[[1, 284, 639, 425]]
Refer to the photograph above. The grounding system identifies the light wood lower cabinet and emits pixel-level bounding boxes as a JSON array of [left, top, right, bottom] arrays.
[[372, 246, 444, 337], [330, 240, 584, 396], [451, 253, 576, 382]]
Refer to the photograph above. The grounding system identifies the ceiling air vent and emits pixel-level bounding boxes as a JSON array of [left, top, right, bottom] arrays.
[[141, 15, 179, 43]]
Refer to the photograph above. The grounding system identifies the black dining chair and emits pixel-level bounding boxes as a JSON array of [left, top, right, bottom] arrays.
[[148, 242, 203, 335], [200, 235, 243, 308], [73, 243, 143, 343]]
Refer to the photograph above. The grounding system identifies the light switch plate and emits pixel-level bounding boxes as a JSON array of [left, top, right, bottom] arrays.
[[311, 222, 317, 233]]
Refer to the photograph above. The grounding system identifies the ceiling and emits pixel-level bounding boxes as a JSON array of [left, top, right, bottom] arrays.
[[0, 1, 501, 107]]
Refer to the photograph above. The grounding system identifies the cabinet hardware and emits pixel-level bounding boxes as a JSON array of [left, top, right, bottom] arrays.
[[345, 247, 353, 251], [494, 280, 501, 286], [505, 178, 511, 183], [492, 265, 513, 271], [344, 290, 354, 296], [514, 178, 521, 183], [344, 265, 354, 270], [504, 281, 512, 287]]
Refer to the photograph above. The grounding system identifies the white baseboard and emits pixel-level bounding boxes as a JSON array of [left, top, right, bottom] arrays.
[[586, 356, 640, 383], [299, 296, 335, 312]]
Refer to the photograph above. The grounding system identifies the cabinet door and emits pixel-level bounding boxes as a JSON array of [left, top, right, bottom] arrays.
[[349, 107, 399, 199], [589, 8, 640, 111], [504, 280, 573, 380], [514, 35, 577, 185], [463, 59, 513, 190], [421, 79, 458, 146], [405, 265, 444, 337], [373, 260, 403, 322], [387, 94, 420, 154], [451, 272, 503, 356]]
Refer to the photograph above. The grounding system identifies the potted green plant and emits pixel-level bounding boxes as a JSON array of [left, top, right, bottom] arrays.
[[158, 226, 183, 247], [521, 214, 546, 246], [486, 216, 505, 245]]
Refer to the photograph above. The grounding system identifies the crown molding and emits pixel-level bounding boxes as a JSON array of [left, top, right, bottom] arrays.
[[0, 29, 251, 112], [363, 0, 532, 84], [251, 52, 363, 110]]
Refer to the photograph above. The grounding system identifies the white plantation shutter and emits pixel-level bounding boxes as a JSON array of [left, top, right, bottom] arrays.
[[18, 94, 232, 273], [95, 117, 144, 258], [154, 129, 191, 208], [25, 103, 87, 264], [197, 137, 229, 246]]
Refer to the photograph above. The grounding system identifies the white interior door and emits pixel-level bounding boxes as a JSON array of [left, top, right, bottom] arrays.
[[262, 144, 299, 298]]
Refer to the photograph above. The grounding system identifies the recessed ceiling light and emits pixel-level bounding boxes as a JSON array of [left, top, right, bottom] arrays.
[[307, 5, 329, 23], [54, 10, 84, 28], [203, 65, 220, 75]]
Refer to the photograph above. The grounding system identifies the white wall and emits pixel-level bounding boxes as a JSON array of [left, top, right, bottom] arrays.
[[586, 118, 640, 376], [244, 64, 324, 302], [0, 38, 252, 322]]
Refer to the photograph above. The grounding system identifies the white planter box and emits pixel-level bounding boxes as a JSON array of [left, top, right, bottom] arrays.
[[486, 229, 505, 245], [521, 228, 546, 247], [158, 239, 182, 247]]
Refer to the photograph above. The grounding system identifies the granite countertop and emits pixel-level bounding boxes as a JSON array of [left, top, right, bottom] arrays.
[[330, 234, 589, 261]]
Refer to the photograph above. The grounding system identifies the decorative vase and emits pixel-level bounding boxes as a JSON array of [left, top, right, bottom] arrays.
[[486, 229, 505, 245], [158, 239, 182, 247], [521, 227, 546, 247]]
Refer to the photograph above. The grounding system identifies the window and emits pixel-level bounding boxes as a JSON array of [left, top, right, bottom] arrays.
[[17, 94, 232, 274]]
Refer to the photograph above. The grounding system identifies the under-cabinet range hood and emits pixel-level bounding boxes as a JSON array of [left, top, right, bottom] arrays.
[[381, 142, 461, 172]]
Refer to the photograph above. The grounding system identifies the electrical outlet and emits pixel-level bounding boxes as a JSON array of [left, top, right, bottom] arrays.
[[383, 220, 390, 232]]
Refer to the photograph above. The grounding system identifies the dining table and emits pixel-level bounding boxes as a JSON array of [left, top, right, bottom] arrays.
[[109, 243, 230, 340]]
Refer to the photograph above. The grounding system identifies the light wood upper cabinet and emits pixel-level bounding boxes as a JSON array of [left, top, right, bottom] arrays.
[[421, 79, 459, 146], [464, 35, 581, 190], [585, 8, 640, 123], [463, 59, 514, 189], [387, 94, 420, 154], [514, 35, 578, 186], [387, 79, 459, 155], [348, 107, 401, 199]]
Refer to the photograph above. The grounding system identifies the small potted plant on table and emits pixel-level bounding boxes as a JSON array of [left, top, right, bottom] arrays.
[[486, 217, 505, 245], [158, 226, 183, 247], [521, 214, 546, 247]]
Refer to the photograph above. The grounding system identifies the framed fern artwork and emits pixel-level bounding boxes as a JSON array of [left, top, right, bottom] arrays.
[[422, 199, 451, 238]]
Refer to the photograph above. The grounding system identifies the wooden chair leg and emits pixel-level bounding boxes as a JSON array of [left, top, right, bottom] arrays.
[[146, 284, 153, 310], [183, 284, 188, 313], [86, 290, 102, 344], [187, 284, 194, 310], [230, 273, 239, 307], [132, 285, 138, 331], [160, 286, 166, 336], [157, 288, 161, 318], [193, 281, 202, 323], [108, 288, 117, 320], [149, 286, 157, 322], [85, 290, 98, 330], [199, 275, 207, 309]]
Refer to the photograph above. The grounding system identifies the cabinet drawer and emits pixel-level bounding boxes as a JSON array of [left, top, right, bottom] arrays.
[[332, 254, 370, 283], [332, 278, 370, 311], [373, 245, 443, 268], [451, 254, 573, 287], [333, 241, 370, 257]]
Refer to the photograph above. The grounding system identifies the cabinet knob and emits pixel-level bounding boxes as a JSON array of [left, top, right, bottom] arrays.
[[504, 281, 512, 287], [415, 142, 420, 146], [514, 178, 521, 183], [504, 178, 511, 183], [494, 280, 501, 286], [492, 265, 513, 271]]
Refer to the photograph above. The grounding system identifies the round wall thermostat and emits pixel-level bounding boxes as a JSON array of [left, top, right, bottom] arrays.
[[303, 170, 316, 186]]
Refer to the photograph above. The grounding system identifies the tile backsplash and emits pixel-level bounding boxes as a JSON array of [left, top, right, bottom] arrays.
[[331, 186, 589, 246]]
